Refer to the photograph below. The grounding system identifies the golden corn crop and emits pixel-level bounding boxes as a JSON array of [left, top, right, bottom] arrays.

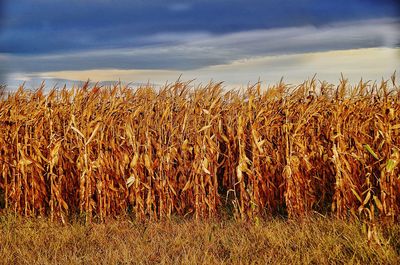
[[0, 77, 399, 223]]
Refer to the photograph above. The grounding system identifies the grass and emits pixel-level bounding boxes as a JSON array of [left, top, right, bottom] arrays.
[[0, 213, 399, 264]]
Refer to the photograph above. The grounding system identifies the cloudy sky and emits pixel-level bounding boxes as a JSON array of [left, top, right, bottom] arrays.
[[0, 0, 399, 89]]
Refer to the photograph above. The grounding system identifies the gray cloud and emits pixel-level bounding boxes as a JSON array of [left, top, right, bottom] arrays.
[[1, 18, 398, 75], [168, 3, 192, 12], [1, 0, 398, 55]]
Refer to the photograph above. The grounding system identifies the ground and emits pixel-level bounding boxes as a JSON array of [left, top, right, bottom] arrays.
[[0, 214, 399, 264]]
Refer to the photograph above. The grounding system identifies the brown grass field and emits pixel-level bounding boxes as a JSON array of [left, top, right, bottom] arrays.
[[0, 76, 400, 263], [0, 214, 399, 264]]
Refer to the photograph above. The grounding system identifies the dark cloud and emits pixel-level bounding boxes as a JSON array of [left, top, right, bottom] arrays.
[[0, 0, 3, 26], [2, 19, 398, 74], [0, 0, 398, 55]]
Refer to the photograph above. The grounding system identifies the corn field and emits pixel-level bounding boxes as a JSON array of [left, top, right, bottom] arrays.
[[0, 77, 399, 224]]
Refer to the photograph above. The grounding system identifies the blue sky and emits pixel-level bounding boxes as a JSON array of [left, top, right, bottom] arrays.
[[0, 0, 399, 88]]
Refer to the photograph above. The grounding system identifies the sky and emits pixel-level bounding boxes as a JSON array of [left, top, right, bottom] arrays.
[[0, 0, 399, 89]]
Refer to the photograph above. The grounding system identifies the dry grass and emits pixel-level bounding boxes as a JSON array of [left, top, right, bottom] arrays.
[[0, 214, 399, 265], [0, 76, 399, 229]]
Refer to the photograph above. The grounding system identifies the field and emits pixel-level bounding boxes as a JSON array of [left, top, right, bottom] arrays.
[[0, 76, 400, 263], [0, 214, 399, 264]]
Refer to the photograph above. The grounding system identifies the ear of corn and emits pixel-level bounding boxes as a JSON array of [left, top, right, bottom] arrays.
[[0, 76, 399, 224]]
